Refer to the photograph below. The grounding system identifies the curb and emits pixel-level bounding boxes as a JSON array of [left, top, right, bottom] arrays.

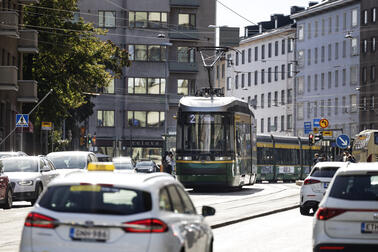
[[210, 204, 300, 229]]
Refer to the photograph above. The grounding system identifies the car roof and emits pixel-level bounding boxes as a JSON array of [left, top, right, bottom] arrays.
[[50, 171, 175, 191], [46, 151, 94, 157], [336, 162, 378, 176], [313, 162, 348, 168], [0, 156, 40, 161], [113, 157, 133, 162]]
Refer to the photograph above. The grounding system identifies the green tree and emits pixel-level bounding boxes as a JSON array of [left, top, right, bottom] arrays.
[[23, 0, 130, 130]]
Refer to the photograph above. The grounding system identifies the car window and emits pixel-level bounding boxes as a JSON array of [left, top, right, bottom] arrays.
[[329, 175, 378, 201], [47, 160, 55, 170], [167, 185, 185, 214], [159, 187, 172, 212], [175, 186, 196, 214], [48, 155, 87, 169], [1, 158, 38, 172], [310, 166, 340, 178], [39, 185, 152, 215]]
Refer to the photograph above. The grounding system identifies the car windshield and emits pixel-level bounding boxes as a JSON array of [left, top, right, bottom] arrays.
[[310, 166, 340, 178], [113, 163, 134, 170], [39, 185, 152, 215], [136, 162, 153, 167], [329, 175, 378, 201], [47, 155, 86, 169], [0, 158, 38, 172]]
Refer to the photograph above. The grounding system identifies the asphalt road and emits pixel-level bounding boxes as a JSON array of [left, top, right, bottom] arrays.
[[213, 208, 314, 252]]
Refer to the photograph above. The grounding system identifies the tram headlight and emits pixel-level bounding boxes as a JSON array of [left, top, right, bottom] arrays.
[[215, 157, 231, 161], [183, 156, 192, 160]]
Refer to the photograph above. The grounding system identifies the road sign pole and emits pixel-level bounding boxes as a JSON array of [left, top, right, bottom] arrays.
[[20, 126, 23, 152]]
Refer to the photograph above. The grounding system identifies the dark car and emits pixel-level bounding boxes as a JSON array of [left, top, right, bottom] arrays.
[[135, 160, 160, 173], [0, 162, 12, 209]]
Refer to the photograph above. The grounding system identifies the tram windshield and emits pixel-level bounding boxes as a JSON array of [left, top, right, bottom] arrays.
[[177, 112, 233, 155]]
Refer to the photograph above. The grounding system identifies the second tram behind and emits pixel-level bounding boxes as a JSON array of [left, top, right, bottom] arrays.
[[175, 96, 257, 189]]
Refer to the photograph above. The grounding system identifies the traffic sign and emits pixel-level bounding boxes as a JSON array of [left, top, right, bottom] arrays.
[[319, 118, 329, 128], [16, 114, 29, 127], [41, 121, 53, 131], [304, 121, 312, 134], [313, 118, 320, 127], [336, 134, 350, 149], [313, 127, 319, 134], [322, 131, 333, 137]]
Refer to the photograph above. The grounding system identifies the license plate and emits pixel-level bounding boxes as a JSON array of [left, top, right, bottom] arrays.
[[361, 223, 378, 233], [69, 227, 109, 241], [323, 183, 329, 189]]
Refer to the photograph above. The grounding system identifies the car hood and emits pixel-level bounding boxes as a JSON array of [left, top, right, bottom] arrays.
[[4, 172, 40, 181], [55, 169, 84, 177]]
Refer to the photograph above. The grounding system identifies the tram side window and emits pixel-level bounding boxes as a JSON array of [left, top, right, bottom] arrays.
[[375, 132, 378, 145], [258, 147, 273, 164], [276, 148, 299, 165]]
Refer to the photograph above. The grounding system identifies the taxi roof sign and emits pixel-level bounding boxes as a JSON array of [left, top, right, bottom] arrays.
[[87, 162, 115, 171]]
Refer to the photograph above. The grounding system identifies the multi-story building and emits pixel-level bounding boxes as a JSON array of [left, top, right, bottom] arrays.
[[214, 56, 226, 92], [359, 0, 378, 130], [78, 0, 215, 159], [0, 0, 39, 151], [291, 0, 360, 138], [225, 14, 296, 135]]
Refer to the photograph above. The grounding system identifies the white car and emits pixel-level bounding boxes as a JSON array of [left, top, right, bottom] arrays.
[[300, 162, 348, 215], [46, 151, 97, 176], [0, 151, 27, 159], [1, 156, 58, 205], [20, 168, 215, 252], [313, 163, 378, 251]]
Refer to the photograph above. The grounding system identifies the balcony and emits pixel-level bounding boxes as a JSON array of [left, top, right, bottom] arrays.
[[19, 0, 39, 4], [169, 62, 198, 73], [18, 30, 39, 54], [0, 11, 19, 37], [169, 28, 199, 41], [170, 0, 200, 7], [17, 80, 38, 103], [0, 66, 18, 91]]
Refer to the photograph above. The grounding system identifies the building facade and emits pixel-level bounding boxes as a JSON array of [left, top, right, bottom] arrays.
[[359, 0, 378, 131], [0, 0, 39, 151], [291, 0, 360, 138], [225, 15, 296, 135], [78, 0, 216, 160]]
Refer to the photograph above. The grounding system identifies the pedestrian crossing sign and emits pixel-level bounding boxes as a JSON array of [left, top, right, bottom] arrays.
[[16, 114, 29, 127]]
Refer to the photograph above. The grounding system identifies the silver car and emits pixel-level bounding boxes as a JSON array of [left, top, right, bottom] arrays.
[[46, 151, 97, 176], [1, 156, 58, 205]]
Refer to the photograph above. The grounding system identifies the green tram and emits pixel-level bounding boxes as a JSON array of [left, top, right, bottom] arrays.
[[256, 134, 321, 182], [175, 96, 257, 189]]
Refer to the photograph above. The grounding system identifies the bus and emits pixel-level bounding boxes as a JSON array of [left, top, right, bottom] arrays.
[[256, 135, 321, 182], [352, 129, 378, 162], [175, 96, 257, 189]]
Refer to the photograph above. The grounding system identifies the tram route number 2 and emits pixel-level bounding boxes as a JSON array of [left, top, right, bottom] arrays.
[[188, 114, 214, 124]]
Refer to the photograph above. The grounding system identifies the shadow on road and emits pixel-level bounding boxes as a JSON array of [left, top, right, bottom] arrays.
[[189, 187, 264, 196]]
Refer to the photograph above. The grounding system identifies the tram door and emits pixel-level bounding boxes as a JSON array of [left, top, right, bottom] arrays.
[[235, 114, 252, 182]]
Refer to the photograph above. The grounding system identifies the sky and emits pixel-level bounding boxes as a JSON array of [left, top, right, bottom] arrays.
[[216, 0, 311, 34]]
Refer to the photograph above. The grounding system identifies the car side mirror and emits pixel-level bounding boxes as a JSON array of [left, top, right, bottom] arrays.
[[41, 166, 50, 172], [202, 206, 216, 217]]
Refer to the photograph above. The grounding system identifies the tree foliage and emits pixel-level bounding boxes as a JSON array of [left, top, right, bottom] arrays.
[[23, 0, 130, 126]]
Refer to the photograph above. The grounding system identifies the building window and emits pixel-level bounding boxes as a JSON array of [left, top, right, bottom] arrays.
[[314, 101, 318, 117], [128, 111, 160, 128], [321, 73, 325, 90], [363, 39, 368, 53], [350, 65, 358, 85], [288, 63, 294, 78], [371, 96, 375, 110], [281, 64, 285, 80], [222, 64, 225, 78], [281, 90, 285, 105], [307, 49, 311, 65], [261, 94, 264, 108], [314, 47, 318, 64], [371, 65, 376, 82], [363, 96, 367, 111], [335, 97, 338, 115], [314, 74, 318, 91], [235, 52, 239, 66], [253, 95, 257, 109], [335, 15, 339, 32], [102, 79, 115, 94], [342, 96, 347, 113], [298, 50, 304, 68], [343, 12, 347, 30], [335, 42, 339, 60], [235, 75, 239, 89], [178, 79, 189, 95], [128, 77, 165, 95], [97, 110, 115, 127], [308, 22, 312, 40], [274, 91, 278, 107], [342, 69, 346, 86], [321, 18, 325, 36], [297, 76, 304, 95], [288, 38, 294, 52], [261, 45, 265, 59], [328, 99, 332, 116], [241, 50, 245, 64], [287, 114, 292, 129], [350, 94, 357, 112], [351, 38, 358, 56], [351, 9, 358, 27], [248, 48, 252, 63], [315, 21, 318, 37], [254, 71, 258, 85], [147, 111, 165, 127], [328, 71, 332, 89], [321, 46, 325, 62], [335, 70, 339, 88], [98, 11, 116, 28], [178, 13, 196, 29], [287, 89, 293, 104], [362, 67, 367, 84], [328, 16, 332, 34], [128, 45, 167, 61], [328, 44, 332, 61], [177, 47, 195, 62], [364, 10, 368, 25], [281, 39, 285, 55], [254, 46, 258, 61], [373, 37, 376, 52], [248, 72, 251, 87], [307, 75, 311, 92], [261, 69, 265, 84], [298, 24, 304, 40], [266, 43, 270, 58], [281, 115, 285, 131], [268, 68, 272, 83], [241, 73, 245, 88], [274, 66, 278, 81], [342, 40, 346, 58], [275, 41, 279, 56], [274, 116, 278, 131], [227, 77, 231, 90], [268, 92, 271, 108], [227, 54, 231, 67], [267, 117, 271, 132], [129, 11, 167, 28], [321, 100, 325, 116], [261, 118, 264, 133], [307, 102, 311, 119], [373, 8, 377, 23]]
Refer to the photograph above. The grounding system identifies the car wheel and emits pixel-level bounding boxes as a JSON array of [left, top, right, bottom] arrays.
[[2, 187, 13, 209], [300, 205, 310, 216], [30, 184, 42, 206]]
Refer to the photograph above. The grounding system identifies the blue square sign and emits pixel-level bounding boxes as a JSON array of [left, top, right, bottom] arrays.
[[304, 121, 312, 134], [16, 114, 29, 127], [313, 118, 320, 127]]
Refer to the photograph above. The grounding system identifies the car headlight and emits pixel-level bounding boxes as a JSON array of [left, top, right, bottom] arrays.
[[215, 157, 232, 161], [18, 180, 34, 186], [183, 156, 192, 160], [149, 168, 153, 172]]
